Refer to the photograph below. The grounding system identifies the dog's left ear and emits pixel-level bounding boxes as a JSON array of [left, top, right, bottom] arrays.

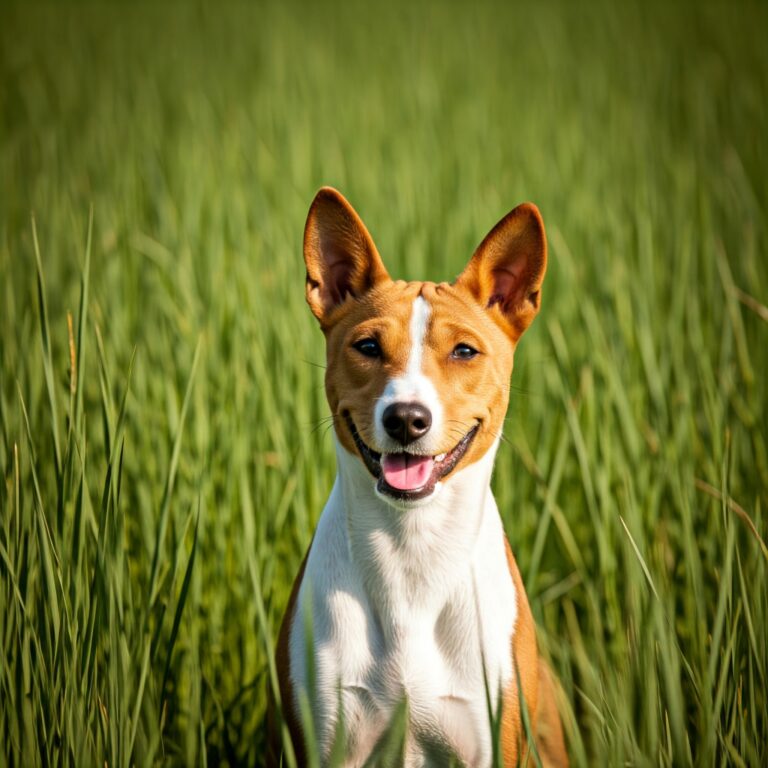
[[303, 187, 390, 325], [455, 203, 547, 340]]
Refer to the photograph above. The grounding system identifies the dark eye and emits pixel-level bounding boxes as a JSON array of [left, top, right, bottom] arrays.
[[452, 343, 479, 360], [353, 338, 382, 358]]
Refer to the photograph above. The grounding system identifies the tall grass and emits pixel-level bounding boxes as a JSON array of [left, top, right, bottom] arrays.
[[1, 1, 766, 765]]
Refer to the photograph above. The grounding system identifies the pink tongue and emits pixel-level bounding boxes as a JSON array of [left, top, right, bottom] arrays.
[[381, 453, 435, 491]]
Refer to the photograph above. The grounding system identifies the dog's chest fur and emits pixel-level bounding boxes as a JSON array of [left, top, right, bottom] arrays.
[[289, 446, 517, 767]]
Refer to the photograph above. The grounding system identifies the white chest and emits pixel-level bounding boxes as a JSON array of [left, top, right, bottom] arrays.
[[289, 471, 517, 768], [336, 585, 510, 767]]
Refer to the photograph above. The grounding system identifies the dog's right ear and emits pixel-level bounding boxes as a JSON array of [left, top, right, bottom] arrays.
[[303, 187, 390, 324]]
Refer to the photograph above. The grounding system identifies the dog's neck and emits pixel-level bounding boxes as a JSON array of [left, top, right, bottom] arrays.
[[332, 436, 501, 629]]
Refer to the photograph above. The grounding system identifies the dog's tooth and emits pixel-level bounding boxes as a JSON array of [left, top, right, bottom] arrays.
[[436, 453, 446, 461]]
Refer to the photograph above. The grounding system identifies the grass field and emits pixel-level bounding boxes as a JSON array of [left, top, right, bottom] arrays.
[[1, 1, 767, 765]]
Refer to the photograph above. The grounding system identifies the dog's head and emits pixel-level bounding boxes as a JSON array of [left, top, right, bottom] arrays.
[[304, 187, 546, 506]]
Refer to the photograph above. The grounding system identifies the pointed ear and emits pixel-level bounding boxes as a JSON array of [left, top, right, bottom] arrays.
[[455, 202, 547, 339], [303, 187, 390, 323]]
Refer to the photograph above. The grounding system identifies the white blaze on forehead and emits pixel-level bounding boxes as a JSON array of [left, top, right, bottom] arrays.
[[406, 295, 430, 377], [374, 296, 444, 451]]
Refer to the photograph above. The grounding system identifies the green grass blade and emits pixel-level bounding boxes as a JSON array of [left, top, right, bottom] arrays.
[[31, 218, 62, 478]]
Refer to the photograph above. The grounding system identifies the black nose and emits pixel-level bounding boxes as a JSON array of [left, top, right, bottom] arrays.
[[382, 402, 432, 445]]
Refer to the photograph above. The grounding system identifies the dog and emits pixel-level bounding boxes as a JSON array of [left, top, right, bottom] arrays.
[[269, 187, 568, 767]]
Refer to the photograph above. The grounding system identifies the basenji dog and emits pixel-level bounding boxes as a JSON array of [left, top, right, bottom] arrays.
[[270, 188, 568, 767]]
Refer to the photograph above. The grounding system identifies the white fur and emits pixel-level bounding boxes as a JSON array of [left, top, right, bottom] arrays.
[[289, 434, 517, 767], [374, 296, 445, 456]]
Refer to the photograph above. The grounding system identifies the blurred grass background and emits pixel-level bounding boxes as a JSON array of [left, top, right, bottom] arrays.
[[1, 1, 766, 765]]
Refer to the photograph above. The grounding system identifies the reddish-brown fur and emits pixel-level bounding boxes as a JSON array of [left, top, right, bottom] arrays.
[[502, 538, 568, 766], [267, 551, 309, 767]]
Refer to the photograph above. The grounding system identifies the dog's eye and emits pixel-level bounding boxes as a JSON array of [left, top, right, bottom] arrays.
[[353, 338, 382, 358], [452, 343, 479, 360]]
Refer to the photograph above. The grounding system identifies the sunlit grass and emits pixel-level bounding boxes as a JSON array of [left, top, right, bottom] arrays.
[[0, 1, 766, 765]]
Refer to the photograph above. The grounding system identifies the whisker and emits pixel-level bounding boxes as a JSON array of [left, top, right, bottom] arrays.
[[485, 428, 512, 448], [309, 416, 339, 436], [320, 422, 337, 441], [302, 358, 327, 371]]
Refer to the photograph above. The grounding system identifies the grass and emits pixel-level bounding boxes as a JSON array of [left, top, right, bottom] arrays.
[[1, 1, 766, 765]]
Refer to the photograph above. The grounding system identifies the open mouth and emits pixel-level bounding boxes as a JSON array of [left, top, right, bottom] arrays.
[[344, 414, 479, 502]]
